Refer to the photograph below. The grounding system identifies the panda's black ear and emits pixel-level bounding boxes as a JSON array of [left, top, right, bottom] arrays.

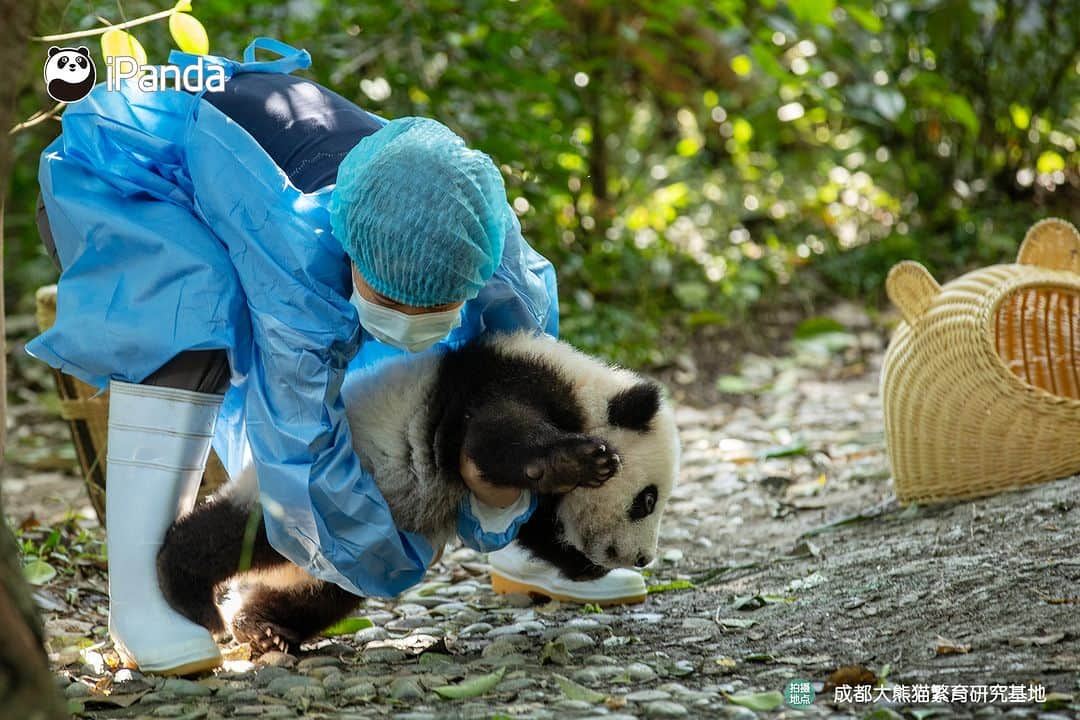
[[607, 381, 661, 432], [76, 46, 90, 56], [48, 46, 61, 57]]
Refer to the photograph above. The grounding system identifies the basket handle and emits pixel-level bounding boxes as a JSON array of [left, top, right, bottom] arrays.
[[886, 261, 941, 326], [1017, 218, 1080, 273]]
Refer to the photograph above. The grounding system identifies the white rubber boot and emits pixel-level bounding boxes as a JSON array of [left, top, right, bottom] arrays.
[[105, 380, 224, 675], [488, 541, 648, 606]]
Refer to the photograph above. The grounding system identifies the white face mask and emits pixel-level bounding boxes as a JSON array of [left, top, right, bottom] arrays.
[[350, 289, 462, 353]]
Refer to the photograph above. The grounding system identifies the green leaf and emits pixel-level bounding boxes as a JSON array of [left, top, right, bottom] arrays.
[[434, 666, 507, 700], [553, 674, 606, 703], [716, 375, 754, 394], [647, 580, 695, 593], [43, 528, 61, 551], [23, 559, 57, 585], [864, 709, 905, 720], [788, 0, 836, 26], [758, 442, 807, 459], [794, 316, 846, 339], [169, 11, 210, 55], [540, 640, 572, 666], [942, 94, 979, 136], [418, 652, 456, 668], [750, 43, 787, 80], [727, 690, 785, 711], [844, 5, 882, 32], [101, 28, 147, 65], [321, 616, 373, 637]]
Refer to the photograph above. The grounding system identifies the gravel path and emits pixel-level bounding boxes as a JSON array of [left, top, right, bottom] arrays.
[[7, 323, 1079, 719]]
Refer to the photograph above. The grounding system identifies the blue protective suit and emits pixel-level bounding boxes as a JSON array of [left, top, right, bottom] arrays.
[[27, 39, 559, 598]]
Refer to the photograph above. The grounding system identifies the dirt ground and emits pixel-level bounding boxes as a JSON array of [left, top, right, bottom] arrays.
[[3, 309, 1078, 719]]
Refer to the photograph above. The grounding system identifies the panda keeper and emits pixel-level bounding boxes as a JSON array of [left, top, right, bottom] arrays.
[[29, 38, 648, 676]]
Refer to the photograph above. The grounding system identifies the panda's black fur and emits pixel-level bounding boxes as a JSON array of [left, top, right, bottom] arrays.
[[157, 332, 679, 654]]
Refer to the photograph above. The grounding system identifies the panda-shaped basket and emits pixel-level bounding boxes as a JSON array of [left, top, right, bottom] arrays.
[[882, 218, 1080, 504]]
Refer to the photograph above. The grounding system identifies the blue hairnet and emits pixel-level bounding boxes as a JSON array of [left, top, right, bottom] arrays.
[[329, 117, 510, 307]]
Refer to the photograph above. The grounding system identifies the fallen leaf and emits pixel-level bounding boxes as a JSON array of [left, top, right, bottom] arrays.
[[787, 571, 826, 591], [864, 709, 904, 720], [1042, 692, 1074, 710], [23, 559, 57, 585], [743, 653, 775, 663], [1010, 633, 1065, 647], [553, 674, 605, 703], [718, 617, 756, 629], [758, 442, 808, 460], [221, 643, 252, 662], [784, 540, 821, 558], [824, 665, 878, 692], [732, 593, 794, 610], [82, 691, 147, 708], [418, 652, 456, 668], [539, 640, 572, 666], [366, 634, 445, 656], [321, 616, 373, 637], [935, 638, 971, 655], [726, 690, 784, 711], [646, 580, 695, 594], [434, 666, 506, 700]]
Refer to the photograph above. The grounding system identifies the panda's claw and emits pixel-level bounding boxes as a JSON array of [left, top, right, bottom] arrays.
[[536, 435, 620, 493], [231, 613, 300, 656]]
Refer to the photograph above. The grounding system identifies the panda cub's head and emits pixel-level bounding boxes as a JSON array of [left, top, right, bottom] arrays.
[[494, 334, 681, 572], [44, 46, 96, 103], [557, 374, 680, 571]]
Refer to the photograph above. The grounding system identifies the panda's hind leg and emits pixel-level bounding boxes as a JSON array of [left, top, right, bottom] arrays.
[[230, 578, 361, 655], [157, 496, 288, 636]]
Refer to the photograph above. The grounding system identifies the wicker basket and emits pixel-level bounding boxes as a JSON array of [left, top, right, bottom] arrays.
[[35, 285, 228, 526], [882, 218, 1080, 504]]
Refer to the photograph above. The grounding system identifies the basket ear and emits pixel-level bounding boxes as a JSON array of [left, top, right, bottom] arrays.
[[886, 261, 941, 326], [1017, 218, 1080, 273]]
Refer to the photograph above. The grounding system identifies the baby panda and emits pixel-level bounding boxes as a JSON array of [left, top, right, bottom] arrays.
[[157, 332, 680, 653], [44, 46, 96, 103]]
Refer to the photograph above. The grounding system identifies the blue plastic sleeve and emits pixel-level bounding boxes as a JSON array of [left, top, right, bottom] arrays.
[[456, 490, 539, 552]]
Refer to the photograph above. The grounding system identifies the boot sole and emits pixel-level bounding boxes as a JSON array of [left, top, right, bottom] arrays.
[[491, 570, 647, 606], [116, 645, 223, 676]]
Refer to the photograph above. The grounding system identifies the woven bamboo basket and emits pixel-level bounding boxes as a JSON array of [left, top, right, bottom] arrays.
[[882, 218, 1080, 504], [35, 285, 228, 526]]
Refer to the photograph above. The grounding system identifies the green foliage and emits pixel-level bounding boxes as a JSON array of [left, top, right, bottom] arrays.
[[6, 0, 1078, 368]]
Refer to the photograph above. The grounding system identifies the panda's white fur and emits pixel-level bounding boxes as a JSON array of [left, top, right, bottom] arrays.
[[225, 332, 679, 571]]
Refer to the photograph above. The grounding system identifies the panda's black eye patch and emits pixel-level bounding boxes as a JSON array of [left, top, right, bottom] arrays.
[[58, 55, 68, 65], [629, 484, 658, 521], [607, 382, 661, 432], [77, 57, 87, 68]]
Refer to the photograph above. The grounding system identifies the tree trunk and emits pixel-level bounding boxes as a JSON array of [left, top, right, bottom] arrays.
[[0, 1, 67, 717]]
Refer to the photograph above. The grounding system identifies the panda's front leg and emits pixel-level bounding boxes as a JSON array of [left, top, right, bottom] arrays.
[[462, 397, 621, 494]]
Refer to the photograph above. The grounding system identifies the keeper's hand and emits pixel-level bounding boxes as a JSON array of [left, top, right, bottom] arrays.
[[460, 450, 524, 508]]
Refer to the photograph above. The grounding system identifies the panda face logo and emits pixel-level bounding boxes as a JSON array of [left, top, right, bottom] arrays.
[[44, 46, 96, 103]]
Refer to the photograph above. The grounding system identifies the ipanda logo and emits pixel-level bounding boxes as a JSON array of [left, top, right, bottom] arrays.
[[43, 46, 96, 102], [44, 47, 225, 103], [104, 55, 226, 93]]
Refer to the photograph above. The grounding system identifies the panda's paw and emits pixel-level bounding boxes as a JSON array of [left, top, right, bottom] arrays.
[[535, 435, 621, 493], [231, 614, 300, 656]]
